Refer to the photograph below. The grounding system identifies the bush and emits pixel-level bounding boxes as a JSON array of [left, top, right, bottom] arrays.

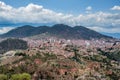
[[0, 74, 7, 80], [11, 73, 31, 80], [11, 74, 21, 80], [20, 73, 31, 80]]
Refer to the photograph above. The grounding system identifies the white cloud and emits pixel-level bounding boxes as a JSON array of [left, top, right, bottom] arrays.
[[88, 26, 120, 33], [111, 5, 120, 10], [0, 1, 12, 11], [0, 27, 15, 34], [86, 6, 92, 11], [0, 1, 120, 33]]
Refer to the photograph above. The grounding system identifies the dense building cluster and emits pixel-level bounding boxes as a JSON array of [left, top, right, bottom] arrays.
[[0, 38, 120, 80]]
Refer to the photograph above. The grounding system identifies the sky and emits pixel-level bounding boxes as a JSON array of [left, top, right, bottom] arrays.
[[0, 0, 120, 34]]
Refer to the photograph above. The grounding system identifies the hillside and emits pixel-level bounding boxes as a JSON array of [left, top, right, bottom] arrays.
[[0, 24, 112, 40], [0, 39, 120, 80], [0, 38, 28, 54]]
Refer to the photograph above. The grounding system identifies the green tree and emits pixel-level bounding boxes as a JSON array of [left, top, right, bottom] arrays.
[[73, 46, 80, 62]]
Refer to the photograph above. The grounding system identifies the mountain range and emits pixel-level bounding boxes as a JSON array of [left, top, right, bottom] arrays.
[[0, 24, 112, 40]]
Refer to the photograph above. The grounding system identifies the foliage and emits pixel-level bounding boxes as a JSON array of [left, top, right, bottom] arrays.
[[11, 74, 21, 80], [0, 74, 7, 80], [99, 49, 120, 61], [90, 55, 110, 63], [20, 73, 31, 80], [11, 73, 31, 80]]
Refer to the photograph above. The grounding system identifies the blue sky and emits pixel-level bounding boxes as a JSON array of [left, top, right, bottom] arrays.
[[0, 0, 120, 34], [1, 0, 119, 14]]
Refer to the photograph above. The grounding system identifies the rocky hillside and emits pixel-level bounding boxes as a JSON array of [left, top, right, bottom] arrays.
[[0, 39, 120, 80]]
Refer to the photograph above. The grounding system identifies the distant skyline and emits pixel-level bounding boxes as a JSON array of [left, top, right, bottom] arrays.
[[0, 0, 120, 34]]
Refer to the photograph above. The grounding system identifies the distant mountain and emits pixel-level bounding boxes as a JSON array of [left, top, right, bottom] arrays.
[[101, 32, 120, 39], [1, 25, 50, 38], [0, 24, 112, 40]]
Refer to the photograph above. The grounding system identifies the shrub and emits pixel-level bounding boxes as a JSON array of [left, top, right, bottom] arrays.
[[20, 73, 31, 80], [10, 73, 31, 80], [11, 74, 21, 80], [0, 74, 7, 80]]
